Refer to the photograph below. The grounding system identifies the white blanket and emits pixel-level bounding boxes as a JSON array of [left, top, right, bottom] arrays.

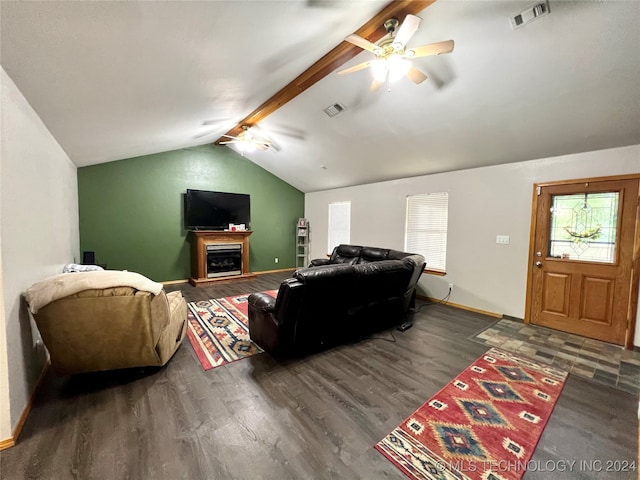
[[26, 270, 163, 314]]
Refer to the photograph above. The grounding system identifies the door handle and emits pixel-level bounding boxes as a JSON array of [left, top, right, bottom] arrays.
[[535, 261, 542, 268]]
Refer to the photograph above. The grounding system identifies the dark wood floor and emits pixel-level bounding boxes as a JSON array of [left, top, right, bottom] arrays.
[[1, 272, 637, 479]]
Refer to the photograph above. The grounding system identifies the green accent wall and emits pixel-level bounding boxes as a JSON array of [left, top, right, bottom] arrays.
[[78, 145, 304, 281]]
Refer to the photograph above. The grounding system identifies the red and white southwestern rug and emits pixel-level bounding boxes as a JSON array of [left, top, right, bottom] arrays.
[[375, 347, 567, 480], [186, 290, 277, 371]]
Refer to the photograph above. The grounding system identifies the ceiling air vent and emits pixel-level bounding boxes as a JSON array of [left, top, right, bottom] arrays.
[[511, 1, 550, 30], [323, 102, 346, 118]]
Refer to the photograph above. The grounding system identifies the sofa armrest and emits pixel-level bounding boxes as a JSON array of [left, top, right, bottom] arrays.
[[248, 292, 276, 312], [248, 293, 279, 353], [401, 254, 426, 311], [154, 291, 188, 363], [309, 258, 332, 267]]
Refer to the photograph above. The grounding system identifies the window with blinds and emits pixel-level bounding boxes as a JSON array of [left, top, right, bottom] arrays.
[[405, 192, 449, 273], [328, 201, 351, 252]]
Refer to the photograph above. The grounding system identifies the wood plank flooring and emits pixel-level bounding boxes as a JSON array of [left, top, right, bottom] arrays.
[[1, 272, 637, 479]]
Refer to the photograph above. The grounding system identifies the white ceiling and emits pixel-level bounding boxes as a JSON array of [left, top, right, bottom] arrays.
[[2, 1, 639, 192]]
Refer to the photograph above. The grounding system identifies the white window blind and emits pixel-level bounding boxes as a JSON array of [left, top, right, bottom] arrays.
[[328, 201, 351, 252], [405, 192, 449, 272]]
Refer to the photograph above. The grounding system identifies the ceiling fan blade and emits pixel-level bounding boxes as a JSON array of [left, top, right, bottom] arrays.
[[220, 134, 243, 141], [408, 39, 455, 58], [344, 34, 378, 53], [336, 61, 372, 76], [406, 65, 428, 84], [269, 142, 281, 152], [394, 14, 422, 47], [369, 78, 383, 92]]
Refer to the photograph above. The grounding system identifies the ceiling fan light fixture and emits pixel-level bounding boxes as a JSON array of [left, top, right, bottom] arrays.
[[340, 14, 454, 88], [371, 59, 388, 82], [238, 141, 256, 153], [237, 128, 256, 152], [388, 54, 411, 82], [220, 125, 271, 155], [371, 55, 411, 83]]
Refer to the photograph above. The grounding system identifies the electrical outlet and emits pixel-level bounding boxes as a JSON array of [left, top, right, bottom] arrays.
[[275, 257, 279, 264], [448, 283, 454, 292]]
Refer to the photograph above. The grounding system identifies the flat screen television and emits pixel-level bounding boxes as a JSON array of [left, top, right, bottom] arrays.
[[184, 189, 251, 230]]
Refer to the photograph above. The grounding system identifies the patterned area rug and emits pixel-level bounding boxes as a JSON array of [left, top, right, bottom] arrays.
[[471, 318, 640, 394], [375, 347, 568, 480], [186, 290, 277, 371]]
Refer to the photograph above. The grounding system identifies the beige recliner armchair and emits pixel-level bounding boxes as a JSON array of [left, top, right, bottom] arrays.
[[26, 270, 188, 375]]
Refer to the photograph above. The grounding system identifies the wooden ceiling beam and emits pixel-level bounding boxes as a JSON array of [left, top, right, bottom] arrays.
[[215, 0, 436, 145]]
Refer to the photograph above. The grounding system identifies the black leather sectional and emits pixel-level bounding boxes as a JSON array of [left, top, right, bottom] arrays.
[[248, 244, 425, 357]]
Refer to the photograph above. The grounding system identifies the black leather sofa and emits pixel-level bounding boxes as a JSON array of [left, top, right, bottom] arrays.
[[309, 244, 417, 267], [248, 245, 425, 357]]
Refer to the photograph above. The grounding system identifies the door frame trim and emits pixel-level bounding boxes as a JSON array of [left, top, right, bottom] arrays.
[[524, 173, 640, 349]]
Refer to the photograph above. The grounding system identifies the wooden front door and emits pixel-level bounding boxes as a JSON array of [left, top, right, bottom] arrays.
[[526, 175, 639, 346]]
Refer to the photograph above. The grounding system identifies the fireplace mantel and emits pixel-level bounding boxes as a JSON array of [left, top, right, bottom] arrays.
[[188, 230, 256, 286]]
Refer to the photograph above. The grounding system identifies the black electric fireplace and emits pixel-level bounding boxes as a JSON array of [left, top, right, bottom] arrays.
[[206, 243, 242, 278]]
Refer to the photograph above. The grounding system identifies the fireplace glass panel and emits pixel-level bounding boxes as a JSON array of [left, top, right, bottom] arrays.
[[206, 243, 242, 278]]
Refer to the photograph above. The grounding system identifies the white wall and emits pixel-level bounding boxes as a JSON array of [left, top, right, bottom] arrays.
[[305, 145, 640, 345], [0, 169, 10, 442], [0, 67, 79, 439]]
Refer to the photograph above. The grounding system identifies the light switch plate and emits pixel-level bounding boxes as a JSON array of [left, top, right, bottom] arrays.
[[496, 235, 510, 245]]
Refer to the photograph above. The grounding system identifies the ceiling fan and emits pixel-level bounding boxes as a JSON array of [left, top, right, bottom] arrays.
[[219, 126, 273, 155], [336, 14, 454, 91]]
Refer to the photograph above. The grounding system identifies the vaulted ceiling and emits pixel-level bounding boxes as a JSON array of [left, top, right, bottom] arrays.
[[2, 1, 639, 192]]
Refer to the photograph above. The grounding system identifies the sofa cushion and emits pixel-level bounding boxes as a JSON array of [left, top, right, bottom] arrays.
[[294, 264, 357, 345], [357, 247, 390, 263], [74, 286, 142, 298], [387, 248, 412, 260], [308, 258, 332, 267], [274, 278, 305, 328], [272, 278, 304, 349], [330, 244, 362, 264], [354, 260, 412, 305], [294, 264, 356, 311]]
